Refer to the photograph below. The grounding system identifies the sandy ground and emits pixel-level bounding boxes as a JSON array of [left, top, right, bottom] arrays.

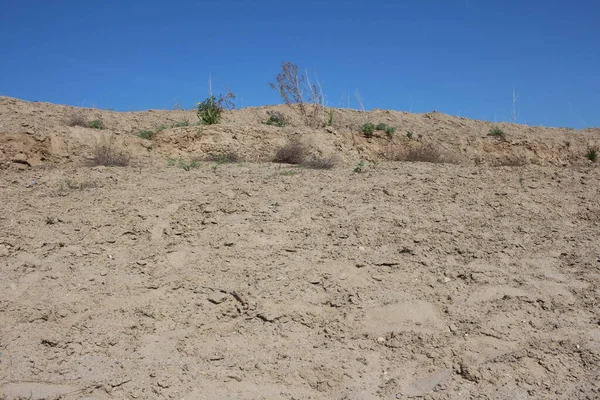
[[0, 161, 599, 399], [0, 97, 599, 399]]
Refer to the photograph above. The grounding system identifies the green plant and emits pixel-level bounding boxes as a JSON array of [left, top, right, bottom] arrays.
[[137, 129, 154, 140], [273, 140, 308, 165], [375, 123, 388, 131], [326, 108, 334, 126], [197, 91, 236, 125], [264, 111, 288, 127], [88, 119, 105, 129], [407, 130, 414, 139], [354, 160, 366, 173], [362, 122, 375, 137], [488, 126, 506, 140], [385, 126, 396, 136], [586, 147, 598, 162]]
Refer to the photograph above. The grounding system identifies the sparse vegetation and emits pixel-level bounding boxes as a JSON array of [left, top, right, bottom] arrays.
[[488, 126, 506, 140], [264, 111, 288, 127], [168, 158, 201, 171], [392, 145, 452, 164], [45, 216, 56, 225], [67, 111, 88, 127], [205, 151, 240, 164], [137, 129, 155, 140], [197, 92, 236, 125], [362, 122, 396, 138], [273, 140, 308, 165], [88, 119, 105, 130], [586, 147, 598, 162], [407, 130, 414, 139], [304, 154, 338, 170], [362, 122, 376, 137], [90, 141, 131, 167], [270, 62, 326, 128], [172, 120, 191, 128], [354, 160, 366, 173], [326, 109, 334, 126]]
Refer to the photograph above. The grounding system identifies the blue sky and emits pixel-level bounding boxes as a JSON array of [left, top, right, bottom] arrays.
[[1, 0, 598, 128]]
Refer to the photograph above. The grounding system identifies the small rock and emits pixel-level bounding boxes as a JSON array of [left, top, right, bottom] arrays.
[[449, 324, 458, 333], [0, 245, 9, 257], [377, 336, 386, 344]]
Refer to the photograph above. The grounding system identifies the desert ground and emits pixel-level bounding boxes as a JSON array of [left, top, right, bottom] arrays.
[[0, 96, 599, 399]]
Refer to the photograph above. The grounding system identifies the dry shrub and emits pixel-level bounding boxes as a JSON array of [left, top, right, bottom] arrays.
[[273, 140, 308, 165], [66, 111, 87, 127], [90, 142, 131, 167], [391, 145, 456, 164], [203, 151, 240, 163], [270, 62, 326, 128], [304, 154, 338, 170]]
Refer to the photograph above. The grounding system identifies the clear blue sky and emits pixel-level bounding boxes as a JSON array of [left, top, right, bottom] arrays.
[[1, 0, 598, 128]]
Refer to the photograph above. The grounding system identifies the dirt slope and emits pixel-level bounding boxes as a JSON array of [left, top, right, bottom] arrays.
[[0, 97, 599, 399], [1, 96, 598, 169]]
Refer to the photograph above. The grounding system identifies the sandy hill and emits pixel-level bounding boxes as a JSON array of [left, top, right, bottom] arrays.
[[1, 96, 598, 169]]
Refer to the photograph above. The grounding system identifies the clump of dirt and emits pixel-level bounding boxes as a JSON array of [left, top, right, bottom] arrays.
[[1, 96, 598, 170]]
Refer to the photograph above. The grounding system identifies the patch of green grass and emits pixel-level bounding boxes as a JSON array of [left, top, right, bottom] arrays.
[[88, 119, 105, 129], [385, 125, 396, 136], [362, 123, 375, 137], [586, 147, 598, 162], [407, 130, 414, 139], [264, 111, 288, 127], [488, 126, 506, 140], [137, 129, 155, 140], [375, 123, 388, 131]]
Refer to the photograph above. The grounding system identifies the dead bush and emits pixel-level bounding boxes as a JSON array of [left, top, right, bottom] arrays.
[[270, 62, 326, 128], [273, 140, 308, 165], [90, 142, 131, 167], [304, 154, 338, 170], [66, 111, 87, 127]]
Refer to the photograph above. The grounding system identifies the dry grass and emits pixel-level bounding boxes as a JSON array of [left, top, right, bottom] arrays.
[[304, 154, 339, 170], [203, 151, 241, 164], [90, 142, 131, 167], [390, 145, 456, 164], [273, 140, 308, 165], [66, 111, 88, 127]]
